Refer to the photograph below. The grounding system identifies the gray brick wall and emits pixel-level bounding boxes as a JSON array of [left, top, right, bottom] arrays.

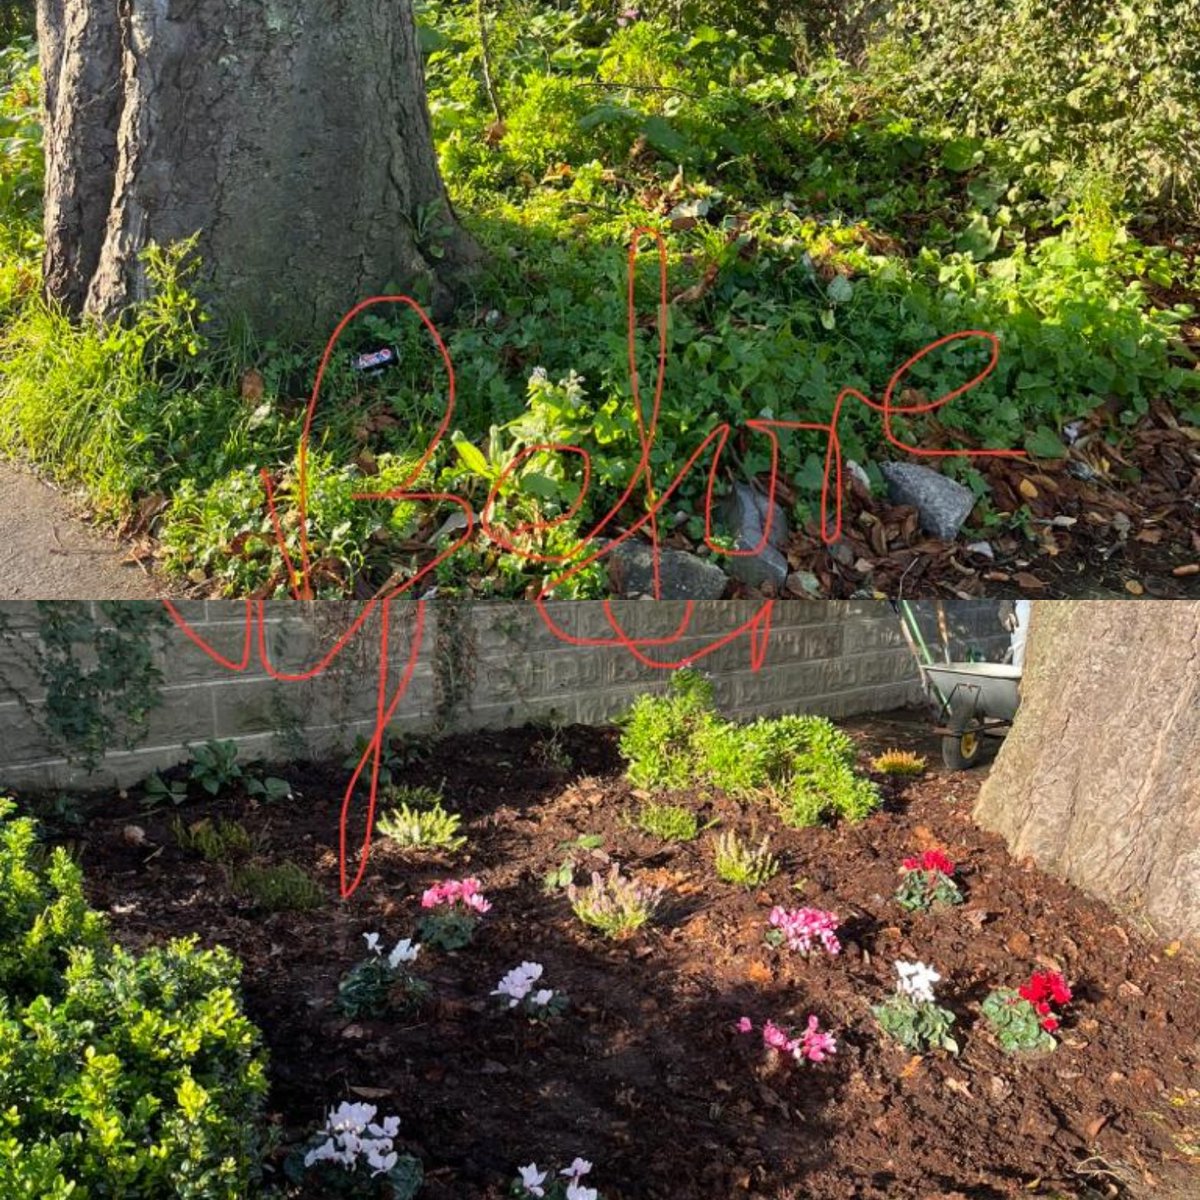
[[0, 600, 1010, 791]]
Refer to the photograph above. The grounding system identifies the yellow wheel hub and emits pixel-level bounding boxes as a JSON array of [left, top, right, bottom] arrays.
[[959, 731, 979, 758]]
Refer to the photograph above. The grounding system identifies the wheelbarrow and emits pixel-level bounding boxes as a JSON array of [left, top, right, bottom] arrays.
[[920, 661, 1022, 770]]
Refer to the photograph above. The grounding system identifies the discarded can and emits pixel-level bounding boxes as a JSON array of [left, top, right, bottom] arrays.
[[351, 346, 400, 375]]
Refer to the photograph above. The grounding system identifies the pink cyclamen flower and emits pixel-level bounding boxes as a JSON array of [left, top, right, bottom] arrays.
[[761, 1020, 791, 1051], [797, 1015, 837, 1062], [421, 878, 491, 913], [616, 7, 640, 25], [736, 1016, 754, 1033], [768, 906, 841, 956]]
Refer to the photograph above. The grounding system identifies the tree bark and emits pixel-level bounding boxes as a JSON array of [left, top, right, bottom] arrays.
[[36, 0, 479, 340], [974, 600, 1200, 940]]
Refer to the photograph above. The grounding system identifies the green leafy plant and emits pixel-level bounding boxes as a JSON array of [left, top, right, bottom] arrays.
[[567, 863, 664, 939], [378, 799, 467, 852], [873, 960, 959, 1054], [336, 933, 429, 1019], [245, 774, 293, 803], [187, 739, 243, 797], [980, 988, 1057, 1055], [142, 771, 190, 808], [635, 801, 700, 842], [541, 833, 605, 892], [712, 829, 779, 888], [231, 861, 323, 911]]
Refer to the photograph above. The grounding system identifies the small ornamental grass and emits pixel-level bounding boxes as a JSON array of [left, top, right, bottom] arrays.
[[337, 932, 428, 1019], [491, 961, 568, 1021], [765, 906, 841, 957], [514, 1156, 602, 1200], [712, 830, 778, 888], [634, 801, 699, 842], [894, 849, 964, 912], [416, 877, 491, 949], [873, 960, 959, 1054], [982, 969, 1073, 1053], [870, 748, 928, 776], [377, 800, 466, 852], [567, 864, 663, 939], [297, 1101, 422, 1198]]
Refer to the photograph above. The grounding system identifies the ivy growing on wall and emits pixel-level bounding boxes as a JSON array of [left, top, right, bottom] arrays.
[[0, 602, 170, 771]]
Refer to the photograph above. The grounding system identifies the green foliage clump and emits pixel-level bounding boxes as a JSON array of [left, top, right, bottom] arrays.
[[172, 817, 254, 864], [377, 801, 467, 852], [0, 938, 269, 1199], [230, 861, 324, 912], [634, 801, 699, 842], [618, 670, 881, 824], [0, 798, 107, 1004], [186, 739, 244, 797], [873, 992, 960, 1054], [980, 987, 1058, 1054], [711, 829, 778, 888]]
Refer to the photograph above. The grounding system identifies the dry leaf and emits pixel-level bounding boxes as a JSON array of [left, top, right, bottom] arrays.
[[1172, 563, 1200, 577], [1018, 479, 1039, 499], [240, 369, 265, 402], [1125, 579, 1145, 595], [1015, 571, 1047, 590], [348, 1085, 393, 1099], [747, 960, 773, 984], [900, 1055, 924, 1080]]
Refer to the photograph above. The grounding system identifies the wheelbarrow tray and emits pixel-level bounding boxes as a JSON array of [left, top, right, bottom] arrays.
[[920, 662, 1022, 722]]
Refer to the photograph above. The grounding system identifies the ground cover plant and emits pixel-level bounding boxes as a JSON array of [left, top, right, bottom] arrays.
[[12, 711, 1200, 1198], [1, 5, 1197, 598]]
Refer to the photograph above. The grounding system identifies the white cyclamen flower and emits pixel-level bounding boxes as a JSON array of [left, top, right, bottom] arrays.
[[328, 1100, 375, 1133], [388, 938, 420, 969], [561, 1157, 593, 1179], [492, 962, 545, 1007], [530, 988, 555, 1008], [363, 932, 382, 954], [566, 1184, 598, 1200], [895, 960, 941, 1004], [518, 1162, 548, 1196]]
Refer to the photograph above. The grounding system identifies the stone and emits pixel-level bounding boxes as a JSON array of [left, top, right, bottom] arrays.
[[608, 542, 728, 600], [785, 571, 823, 598], [879, 462, 976, 541], [720, 482, 789, 588]]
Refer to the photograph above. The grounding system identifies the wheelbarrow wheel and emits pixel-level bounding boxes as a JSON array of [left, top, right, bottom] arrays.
[[942, 695, 983, 771]]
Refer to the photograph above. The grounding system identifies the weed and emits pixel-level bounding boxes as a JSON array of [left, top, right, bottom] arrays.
[[542, 833, 606, 892], [141, 771, 189, 808], [172, 815, 254, 863]]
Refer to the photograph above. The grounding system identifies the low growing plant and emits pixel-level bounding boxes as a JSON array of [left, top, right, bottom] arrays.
[[141, 770, 190, 808], [337, 932, 428, 1019], [172, 815, 253, 863], [513, 1156, 602, 1200], [981, 969, 1072, 1053], [297, 1101, 422, 1197], [378, 800, 467, 852], [231, 860, 324, 911], [187, 738, 243, 796], [873, 960, 959, 1054], [634, 801, 699, 842], [416, 877, 491, 949], [712, 830, 778, 888], [870, 748, 928, 776], [567, 864, 663, 939], [542, 833, 605, 892], [894, 849, 963, 912], [491, 961, 567, 1020], [736, 1013, 838, 1066], [765, 906, 841, 956]]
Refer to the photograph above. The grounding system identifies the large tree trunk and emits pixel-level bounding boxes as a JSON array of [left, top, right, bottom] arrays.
[[36, 0, 479, 339], [974, 601, 1200, 940]]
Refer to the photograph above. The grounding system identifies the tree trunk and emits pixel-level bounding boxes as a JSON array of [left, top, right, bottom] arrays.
[[36, 0, 479, 339], [974, 601, 1200, 940]]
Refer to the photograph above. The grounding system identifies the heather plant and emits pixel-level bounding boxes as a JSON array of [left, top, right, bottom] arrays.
[[0, 797, 107, 1003], [416, 877, 491, 949], [0, 937, 269, 1199], [894, 849, 963, 912], [982, 969, 1072, 1053], [873, 960, 959, 1054], [870, 749, 928, 776], [634, 801, 699, 842], [712, 830, 778, 888], [337, 933, 428, 1019], [377, 799, 467, 852], [567, 864, 664, 939], [296, 1101, 423, 1198]]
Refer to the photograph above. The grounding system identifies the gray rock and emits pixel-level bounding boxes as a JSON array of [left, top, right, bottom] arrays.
[[879, 462, 976, 542], [720, 482, 789, 588], [786, 570, 823, 598], [608, 542, 728, 600]]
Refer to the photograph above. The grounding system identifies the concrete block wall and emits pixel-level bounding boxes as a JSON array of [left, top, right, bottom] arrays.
[[0, 600, 1010, 791]]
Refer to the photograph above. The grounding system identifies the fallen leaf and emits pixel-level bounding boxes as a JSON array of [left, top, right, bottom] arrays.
[[240, 369, 265, 402], [348, 1085, 393, 1099], [900, 1055, 923, 1080], [1125, 579, 1145, 595], [1172, 563, 1200, 577], [1165, 941, 1182, 958], [1015, 572, 1047, 591], [1086, 1113, 1111, 1139], [1018, 479, 1039, 499], [747, 960, 773, 984]]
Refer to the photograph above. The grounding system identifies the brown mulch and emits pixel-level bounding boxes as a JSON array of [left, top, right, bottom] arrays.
[[46, 715, 1200, 1199]]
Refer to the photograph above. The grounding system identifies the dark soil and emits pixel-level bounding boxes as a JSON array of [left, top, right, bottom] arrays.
[[54, 713, 1200, 1200]]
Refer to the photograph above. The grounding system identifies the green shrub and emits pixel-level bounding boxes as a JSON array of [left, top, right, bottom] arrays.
[[231, 861, 323, 911], [617, 669, 723, 790], [634, 801, 699, 842], [0, 937, 269, 1199], [0, 798, 107, 1004]]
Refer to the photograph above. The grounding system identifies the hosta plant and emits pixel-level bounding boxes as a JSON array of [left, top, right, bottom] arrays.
[[513, 1156, 602, 1200], [297, 1101, 422, 1198], [337, 932, 428, 1019], [765, 906, 841, 956], [416, 877, 491, 949], [894, 849, 963, 912], [567, 864, 663, 939], [873, 960, 959, 1054], [491, 961, 568, 1021], [982, 969, 1073, 1053]]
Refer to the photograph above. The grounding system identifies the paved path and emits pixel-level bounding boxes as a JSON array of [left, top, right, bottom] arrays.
[[0, 460, 160, 599]]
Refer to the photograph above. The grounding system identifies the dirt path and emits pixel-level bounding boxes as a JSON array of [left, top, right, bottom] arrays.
[[0, 460, 160, 599]]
